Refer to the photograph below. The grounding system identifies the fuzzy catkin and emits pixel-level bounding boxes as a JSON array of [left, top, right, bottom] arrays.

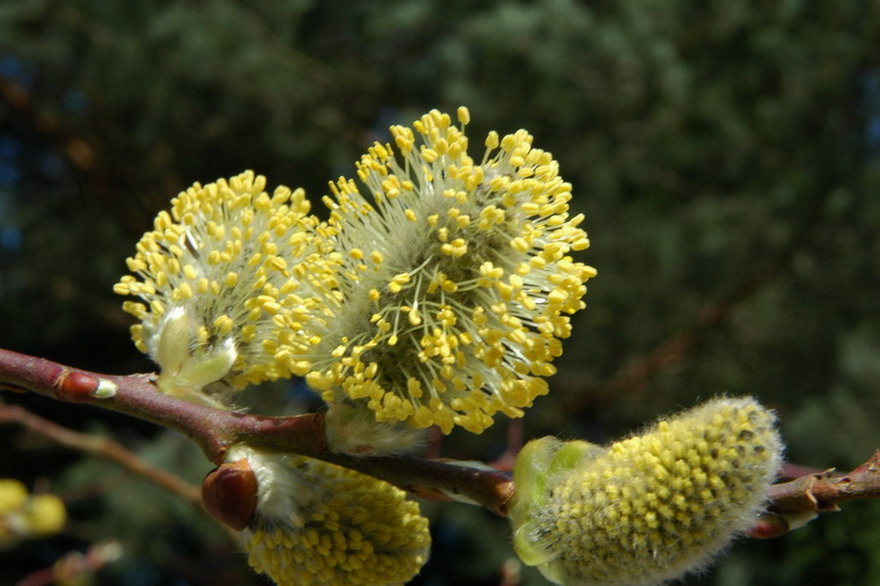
[[301, 108, 596, 433], [510, 397, 783, 586], [231, 446, 431, 586]]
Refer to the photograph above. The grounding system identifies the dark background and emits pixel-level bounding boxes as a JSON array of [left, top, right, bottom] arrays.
[[1, 1, 880, 584]]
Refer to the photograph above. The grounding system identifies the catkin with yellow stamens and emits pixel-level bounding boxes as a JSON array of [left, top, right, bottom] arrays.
[[509, 397, 783, 586], [296, 108, 596, 434], [114, 171, 335, 406], [229, 445, 431, 586]]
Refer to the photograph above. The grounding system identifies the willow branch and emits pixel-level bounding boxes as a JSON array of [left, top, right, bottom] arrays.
[[0, 347, 325, 461], [769, 451, 880, 511], [0, 346, 514, 514], [748, 450, 880, 538], [9, 346, 875, 524], [0, 402, 202, 507]]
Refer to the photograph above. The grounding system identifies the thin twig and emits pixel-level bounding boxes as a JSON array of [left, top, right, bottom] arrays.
[[0, 402, 202, 507], [16, 541, 123, 586], [748, 450, 880, 538], [768, 450, 880, 513]]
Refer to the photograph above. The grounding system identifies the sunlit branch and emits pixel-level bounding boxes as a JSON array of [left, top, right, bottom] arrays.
[[2, 345, 876, 524], [0, 346, 514, 514]]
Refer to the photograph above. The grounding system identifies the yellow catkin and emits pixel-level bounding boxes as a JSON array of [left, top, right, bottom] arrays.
[[509, 397, 783, 586], [232, 446, 431, 586], [113, 171, 337, 406], [300, 109, 596, 434], [0, 479, 67, 548]]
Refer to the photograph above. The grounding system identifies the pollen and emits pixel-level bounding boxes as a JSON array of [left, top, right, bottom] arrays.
[[238, 446, 431, 586], [301, 109, 596, 434], [113, 171, 335, 405]]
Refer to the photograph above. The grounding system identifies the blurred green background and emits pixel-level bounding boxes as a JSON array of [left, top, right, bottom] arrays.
[[1, 1, 880, 584]]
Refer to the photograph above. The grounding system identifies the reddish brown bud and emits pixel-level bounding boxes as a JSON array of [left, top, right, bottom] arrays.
[[56, 371, 100, 402], [202, 459, 258, 531], [746, 512, 790, 539]]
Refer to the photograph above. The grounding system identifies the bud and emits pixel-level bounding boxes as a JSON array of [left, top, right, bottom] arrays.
[[509, 397, 783, 585], [202, 459, 258, 531]]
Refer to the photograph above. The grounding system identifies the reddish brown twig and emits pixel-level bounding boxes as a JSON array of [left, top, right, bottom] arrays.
[[0, 402, 202, 508], [0, 346, 514, 514], [748, 450, 880, 538], [3, 346, 877, 522], [768, 450, 880, 513], [0, 347, 325, 462]]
